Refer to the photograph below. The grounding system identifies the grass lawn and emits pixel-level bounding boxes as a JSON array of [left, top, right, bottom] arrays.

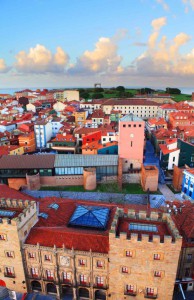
[[40, 183, 161, 194], [171, 94, 192, 102]]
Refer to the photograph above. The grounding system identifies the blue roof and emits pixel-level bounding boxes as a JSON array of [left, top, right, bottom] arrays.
[[69, 205, 110, 230]]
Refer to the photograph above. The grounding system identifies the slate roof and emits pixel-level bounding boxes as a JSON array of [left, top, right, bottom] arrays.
[[0, 155, 55, 169], [54, 154, 118, 167]]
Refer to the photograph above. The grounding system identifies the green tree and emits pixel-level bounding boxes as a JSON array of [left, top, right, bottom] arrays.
[[166, 87, 181, 94], [80, 92, 90, 99], [116, 86, 125, 92], [92, 93, 104, 99]]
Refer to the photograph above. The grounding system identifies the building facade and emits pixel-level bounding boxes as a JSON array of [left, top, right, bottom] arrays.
[[118, 114, 145, 172]]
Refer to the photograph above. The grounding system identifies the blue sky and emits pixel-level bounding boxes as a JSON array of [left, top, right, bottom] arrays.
[[0, 0, 194, 89]]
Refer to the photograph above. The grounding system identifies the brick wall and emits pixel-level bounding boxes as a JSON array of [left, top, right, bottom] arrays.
[[172, 165, 186, 191], [40, 175, 84, 186], [141, 165, 159, 192]]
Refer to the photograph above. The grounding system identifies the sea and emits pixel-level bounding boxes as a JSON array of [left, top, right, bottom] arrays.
[[0, 86, 193, 96]]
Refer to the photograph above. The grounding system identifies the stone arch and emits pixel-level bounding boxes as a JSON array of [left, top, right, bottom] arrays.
[[95, 289, 106, 300], [62, 285, 73, 297], [46, 283, 57, 294], [31, 281, 42, 292], [78, 287, 89, 298]]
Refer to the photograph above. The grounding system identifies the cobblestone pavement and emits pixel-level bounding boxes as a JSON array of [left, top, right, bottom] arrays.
[[158, 183, 177, 201], [23, 189, 165, 208]]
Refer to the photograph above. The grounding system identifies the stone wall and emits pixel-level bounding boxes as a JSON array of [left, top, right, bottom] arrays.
[[122, 173, 141, 184], [108, 209, 182, 300]]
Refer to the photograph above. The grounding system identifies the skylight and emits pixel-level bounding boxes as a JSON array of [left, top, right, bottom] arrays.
[[0, 210, 16, 217], [39, 212, 48, 219], [69, 205, 110, 230], [129, 223, 158, 233], [48, 203, 59, 210]]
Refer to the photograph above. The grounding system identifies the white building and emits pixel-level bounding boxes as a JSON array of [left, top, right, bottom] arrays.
[[51, 118, 63, 137], [34, 120, 53, 148]]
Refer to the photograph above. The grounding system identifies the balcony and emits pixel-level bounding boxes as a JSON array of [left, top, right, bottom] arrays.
[[28, 275, 41, 280], [144, 294, 157, 299], [93, 284, 108, 290], [124, 291, 137, 297], [4, 272, 15, 278], [79, 282, 90, 287], [62, 279, 73, 285], [43, 277, 56, 282]]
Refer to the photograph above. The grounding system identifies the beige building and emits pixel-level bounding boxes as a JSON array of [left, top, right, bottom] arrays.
[[109, 208, 182, 300], [0, 190, 183, 300], [63, 90, 79, 102], [0, 197, 38, 292], [101, 99, 159, 119]]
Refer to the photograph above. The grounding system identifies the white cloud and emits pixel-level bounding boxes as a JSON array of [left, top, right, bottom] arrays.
[[69, 37, 122, 75], [182, 0, 194, 12], [156, 0, 169, 11], [126, 17, 194, 78], [15, 44, 69, 73], [0, 59, 10, 73], [148, 17, 167, 48]]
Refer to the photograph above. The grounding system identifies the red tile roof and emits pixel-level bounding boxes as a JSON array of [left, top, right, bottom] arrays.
[[0, 184, 35, 200], [25, 198, 117, 253]]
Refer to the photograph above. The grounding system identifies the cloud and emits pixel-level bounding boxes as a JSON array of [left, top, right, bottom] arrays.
[[182, 0, 194, 12], [133, 42, 147, 47], [148, 17, 167, 48], [0, 59, 10, 73], [156, 0, 169, 11], [15, 44, 69, 73], [69, 37, 122, 75], [126, 17, 194, 78]]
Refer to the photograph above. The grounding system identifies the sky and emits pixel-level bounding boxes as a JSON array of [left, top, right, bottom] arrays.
[[0, 0, 194, 89]]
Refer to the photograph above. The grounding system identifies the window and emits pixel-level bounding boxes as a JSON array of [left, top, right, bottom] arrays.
[[131, 141, 133, 147], [29, 252, 35, 259], [5, 267, 14, 277], [187, 254, 192, 263], [154, 271, 161, 277], [79, 259, 86, 266], [63, 272, 71, 283], [185, 268, 190, 277], [146, 288, 154, 297], [126, 250, 133, 257], [45, 255, 51, 261], [31, 268, 39, 278], [80, 274, 87, 283], [173, 156, 175, 162], [6, 251, 13, 258], [153, 254, 161, 260], [129, 223, 158, 233], [139, 124, 142, 127], [126, 285, 134, 293], [133, 124, 136, 127], [122, 266, 128, 273], [97, 260, 103, 268], [123, 124, 126, 128], [96, 276, 104, 287], [46, 270, 54, 280], [0, 234, 5, 240], [128, 124, 131, 127]]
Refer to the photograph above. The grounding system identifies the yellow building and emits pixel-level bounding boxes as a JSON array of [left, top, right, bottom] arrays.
[[74, 110, 87, 127]]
